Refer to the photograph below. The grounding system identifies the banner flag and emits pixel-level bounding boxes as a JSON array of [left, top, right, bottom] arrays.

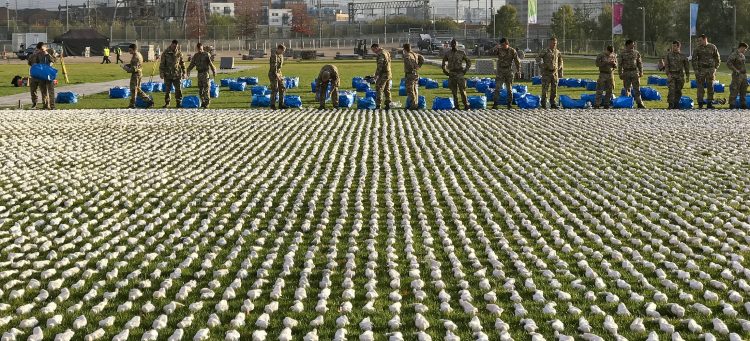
[[612, 2, 624, 35], [690, 3, 699, 36], [528, 0, 537, 24]]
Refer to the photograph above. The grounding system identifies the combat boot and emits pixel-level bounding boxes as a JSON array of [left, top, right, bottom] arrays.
[[550, 102, 559, 109], [279, 92, 288, 109], [492, 104, 499, 109], [146, 100, 155, 109], [637, 103, 646, 109], [541, 102, 547, 109], [384, 101, 391, 110], [176, 100, 182, 108], [698, 101, 704, 109], [707, 101, 715, 109], [506, 103, 512, 109]]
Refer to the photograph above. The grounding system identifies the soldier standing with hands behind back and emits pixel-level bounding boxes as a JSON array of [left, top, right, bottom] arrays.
[[442, 39, 471, 110], [664, 40, 691, 109], [160, 40, 186, 108], [727, 42, 748, 109], [594, 45, 617, 109], [536, 37, 564, 109], [618, 40, 646, 109], [692, 34, 721, 109], [371, 43, 392, 110], [187, 43, 217, 109], [491, 38, 521, 109]]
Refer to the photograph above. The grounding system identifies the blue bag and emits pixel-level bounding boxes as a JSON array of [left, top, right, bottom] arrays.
[[559, 95, 589, 109], [182, 95, 201, 108], [229, 82, 246, 91], [425, 79, 439, 89], [580, 94, 597, 104], [399, 86, 407, 96], [714, 83, 725, 93], [443, 79, 450, 88], [531, 76, 542, 85], [141, 82, 155, 93], [109, 87, 130, 99], [558, 78, 567, 86], [365, 89, 377, 99], [182, 79, 192, 88], [338, 91, 356, 108], [612, 96, 634, 108], [357, 97, 377, 110], [516, 94, 540, 109], [400, 78, 406, 86], [55, 92, 77, 104], [221, 78, 235, 87], [406, 95, 427, 109], [690, 79, 698, 88], [565, 78, 582, 88], [355, 82, 371, 92], [641, 87, 662, 101], [284, 95, 302, 108], [135, 95, 152, 108], [656, 78, 668, 86], [418, 77, 429, 86], [151, 82, 164, 92], [467, 78, 479, 88], [285, 77, 299, 89], [585, 82, 597, 91], [352, 77, 365, 88], [210, 84, 220, 98], [647, 75, 661, 85], [251, 85, 267, 95], [476, 81, 491, 93], [30, 64, 58, 81], [512, 84, 528, 95], [620, 88, 631, 97], [432, 97, 455, 110], [679, 96, 694, 109], [468, 96, 487, 109], [251, 94, 271, 107], [734, 95, 750, 108]]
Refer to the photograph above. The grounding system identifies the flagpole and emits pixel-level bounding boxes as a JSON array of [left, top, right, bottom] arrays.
[[611, 0, 614, 46]]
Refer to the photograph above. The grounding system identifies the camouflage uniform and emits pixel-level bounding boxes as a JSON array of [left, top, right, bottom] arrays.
[[692, 43, 720, 106], [617, 48, 644, 106], [727, 50, 748, 109], [316, 64, 340, 108], [27, 49, 56, 109], [595, 51, 617, 108], [374, 50, 392, 109], [403, 51, 425, 110], [128, 51, 153, 108], [159, 47, 185, 107], [442, 48, 471, 109], [664, 50, 690, 109], [187, 51, 217, 108], [269, 51, 286, 108], [536, 47, 563, 108], [492, 46, 520, 108]]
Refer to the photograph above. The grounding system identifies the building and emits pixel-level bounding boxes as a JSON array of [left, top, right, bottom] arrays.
[[268, 8, 292, 26], [506, 0, 603, 36], [209, 2, 235, 16]]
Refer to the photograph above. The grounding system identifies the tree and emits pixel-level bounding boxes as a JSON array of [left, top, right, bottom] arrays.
[[550, 5, 576, 41], [486, 5, 521, 38], [433, 18, 459, 31], [288, 4, 314, 36], [207, 14, 236, 40], [596, 4, 612, 41], [621, 0, 678, 53]]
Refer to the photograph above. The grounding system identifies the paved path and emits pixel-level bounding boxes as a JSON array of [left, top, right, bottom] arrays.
[[0, 65, 255, 108]]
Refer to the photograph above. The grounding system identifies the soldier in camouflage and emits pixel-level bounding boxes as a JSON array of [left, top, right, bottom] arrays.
[[594, 45, 617, 109], [664, 41, 690, 109], [187, 43, 217, 108], [371, 43, 392, 109], [536, 37, 564, 109], [403, 43, 425, 110], [618, 40, 645, 109], [727, 42, 748, 109], [491, 38, 520, 109], [27, 42, 57, 110], [126, 43, 154, 109], [269, 44, 287, 110], [316, 64, 339, 109], [442, 39, 471, 110], [159, 40, 186, 108], [692, 34, 721, 108]]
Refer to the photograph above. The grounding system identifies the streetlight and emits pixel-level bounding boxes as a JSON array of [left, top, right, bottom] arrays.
[[729, 4, 737, 47], [637, 6, 644, 54]]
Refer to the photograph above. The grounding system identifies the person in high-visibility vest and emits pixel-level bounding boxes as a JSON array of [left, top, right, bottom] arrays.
[[101, 46, 111, 64], [115, 46, 124, 64]]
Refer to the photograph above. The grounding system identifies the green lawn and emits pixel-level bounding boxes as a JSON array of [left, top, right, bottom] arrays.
[[7, 57, 742, 109]]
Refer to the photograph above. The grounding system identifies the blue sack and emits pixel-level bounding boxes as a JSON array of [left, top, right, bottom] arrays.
[[355, 82, 371, 92], [418, 77, 429, 86], [468, 96, 487, 109], [182, 79, 192, 88], [647, 75, 661, 85], [284, 95, 302, 108], [467, 78, 479, 88], [620, 88, 631, 97], [365, 89, 377, 99], [251, 94, 271, 107], [141, 82, 155, 93], [151, 82, 164, 92], [586, 82, 598, 91], [476, 81, 491, 93], [580, 94, 597, 104], [516, 94, 540, 109], [135, 95, 152, 108], [338, 91, 356, 108], [425, 79, 439, 89], [565, 78, 582, 88], [221, 78, 235, 87], [690, 79, 698, 88], [512, 84, 528, 95], [229, 82, 246, 91], [284, 77, 299, 89], [656, 78, 668, 86], [30, 64, 58, 81], [641, 87, 662, 101], [531, 76, 542, 85], [210, 84, 220, 98], [352, 77, 365, 88], [734, 95, 750, 108], [251, 85, 267, 95], [55, 92, 77, 104], [399, 86, 407, 96], [432, 97, 455, 110], [406, 95, 427, 109], [400, 78, 406, 86], [559, 95, 589, 109], [246, 77, 259, 85], [679, 96, 694, 109], [558, 78, 567, 86], [714, 83, 725, 93], [442, 79, 450, 88], [109, 87, 130, 99], [182, 95, 201, 108], [357, 97, 377, 110], [612, 96, 634, 108]]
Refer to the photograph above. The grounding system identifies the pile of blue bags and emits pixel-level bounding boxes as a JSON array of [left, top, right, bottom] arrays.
[[109, 87, 130, 99], [237, 77, 258, 85], [182, 96, 201, 108], [406, 95, 427, 109], [55, 92, 78, 104], [338, 91, 356, 108], [140, 82, 155, 93]]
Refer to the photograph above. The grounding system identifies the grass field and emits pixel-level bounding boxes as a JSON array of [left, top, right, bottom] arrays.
[[0, 109, 749, 340], [1, 56, 741, 110]]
